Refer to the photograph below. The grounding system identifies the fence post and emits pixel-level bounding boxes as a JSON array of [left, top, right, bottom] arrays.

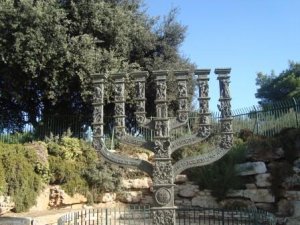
[[292, 97, 299, 128], [252, 106, 259, 135]]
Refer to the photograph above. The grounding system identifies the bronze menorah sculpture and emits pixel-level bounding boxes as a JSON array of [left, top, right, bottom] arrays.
[[92, 69, 233, 225]]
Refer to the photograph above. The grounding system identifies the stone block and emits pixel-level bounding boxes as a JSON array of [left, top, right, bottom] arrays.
[[175, 175, 188, 184], [0, 217, 32, 225], [191, 195, 219, 208], [99, 193, 116, 203], [227, 189, 275, 203], [235, 162, 267, 176], [177, 184, 199, 198], [117, 191, 142, 203], [284, 191, 300, 200], [121, 178, 152, 189], [255, 173, 271, 187], [277, 199, 294, 216]]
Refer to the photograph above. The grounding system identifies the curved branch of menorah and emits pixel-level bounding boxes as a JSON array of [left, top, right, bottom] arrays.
[[173, 144, 231, 177], [169, 133, 210, 154], [93, 138, 153, 176]]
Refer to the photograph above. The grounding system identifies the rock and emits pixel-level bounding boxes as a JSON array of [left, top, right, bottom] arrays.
[[117, 191, 142, 203], [284, 174, 300, 189], [30, 187, 50, 212], [191, 195, 219, 208], [245, 183, 257, 189], [0, 196, 15, 215], [277, 199, 294, 216], [177, 184, 199, 198], [122, 178, 152, 189], [49, 186, 86, 207], [98, 193, 116, 203], [284, 191, 300, 200], [291, 200, 300, 217], [227, 189, 275, 203], [255, 173, 271, 187], [286, 217, 300, 225], [175, 175, 188, 184], [235, 161, 267, 176], [134, 153, 149, 161]]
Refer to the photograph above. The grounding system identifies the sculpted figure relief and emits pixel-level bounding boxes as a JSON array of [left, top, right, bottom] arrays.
[[157, 82, 166, 99], [178, 82, 187, 97], [199, 81, 209, 97], [136, 82, 145, 98], [94, 85, 102, 102], [220, 79, 230, 98], [218, 101, 231, 118], [93, 107, 102, 123]]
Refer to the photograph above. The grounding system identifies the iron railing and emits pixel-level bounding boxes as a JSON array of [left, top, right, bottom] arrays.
[[1, 98, 299, 143], [57, 206, 277, 225]]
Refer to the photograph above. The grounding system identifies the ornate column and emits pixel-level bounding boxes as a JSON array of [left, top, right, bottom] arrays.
[[152, 71, 175, 225], [215, 68, 233, 149], [131, 71, 148, 125], [92, 74, 106, 139], [195, 69, 211, 137], [112, 73, 126, 138], [174, 70, 189, 123]]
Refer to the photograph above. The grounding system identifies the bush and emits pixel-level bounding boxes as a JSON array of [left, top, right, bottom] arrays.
[[0, 143, 41, 212], [47, 135, 122, 201], [187, 140, 246, 201]]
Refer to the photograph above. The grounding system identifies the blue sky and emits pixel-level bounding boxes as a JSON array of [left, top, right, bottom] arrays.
[[143, 0, 300, 111]]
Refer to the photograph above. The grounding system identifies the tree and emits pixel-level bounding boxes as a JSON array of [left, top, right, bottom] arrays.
[[255, 62, 300, 105], [0, 0, 194, 133]]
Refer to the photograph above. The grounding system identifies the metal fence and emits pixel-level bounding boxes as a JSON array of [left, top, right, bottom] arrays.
[[57, 206, 277, 225], [1, 98, 299, 143]]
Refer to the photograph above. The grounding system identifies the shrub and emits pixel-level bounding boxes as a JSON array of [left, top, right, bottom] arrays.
[[0, 143, 41, 212], [187, 140, 246, 201]]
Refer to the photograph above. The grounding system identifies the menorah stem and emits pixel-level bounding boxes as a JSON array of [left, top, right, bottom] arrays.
[[174, 70, 189, 123], [152, 70, 176, 225], [215, 68, 233, 149], [112, 73, 126, 138], [195, 69, 211, 137], [92, 74, 106, 138]]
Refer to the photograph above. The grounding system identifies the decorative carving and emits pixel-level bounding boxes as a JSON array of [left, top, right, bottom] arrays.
[[178, 112, 188, 123], [155, 121, 168, 137], [154, 140, 169, 158], [198, 125, 210, 137], [218, 101, 231, 118], [136, 82, 145, 98], [93, 85, 103, 102], [178, 99, 187, 110], [114, 83, 123, 97], [153, 161, 173, 184], [220, 134, 233, 149], [200, 115, 209, 124], [153, 210, 174, 225], [157, 82, 167, 99], [199, 81, 209, 97], [155, 188, 171, 206], [93, 125, 103, 137], [136, 101, 145, 112], [221, 121, 232, 132], [173, 146, 231, 176], [93, 107, 102, 123], [220, 79, 230, 98], [200, 100, 209, 113], [178, 82, 187, 97]]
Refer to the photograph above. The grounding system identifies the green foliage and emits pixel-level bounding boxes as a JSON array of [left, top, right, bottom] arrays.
[[0, 0, 194, 131], [47, 135, 122, 201], [187, 140, 246, 201], [0, 143, 41, 212], [256, 62, 300, 104]]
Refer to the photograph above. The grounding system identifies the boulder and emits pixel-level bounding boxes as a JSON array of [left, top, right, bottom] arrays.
[[284, 191, 300, 200], [255, 173, 271, 187], [191, 195, 219, 208], [98, 193, 116, 203], [122, 178, 152, 189], [227, 189, 275, 203], [175, 175, 188, 184], [235, 162, 267, 176], [0, 196, 14, 215], [277, 199, 294, 216], [177, 184, 199, 198], [291, 200, 300, 217], [255, 203, 275, 212], [117, 191, 142, 203]]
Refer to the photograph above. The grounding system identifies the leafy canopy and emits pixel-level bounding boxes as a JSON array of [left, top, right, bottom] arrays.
[[0, 0, 194, 132], [255, 62, 300, 104]]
